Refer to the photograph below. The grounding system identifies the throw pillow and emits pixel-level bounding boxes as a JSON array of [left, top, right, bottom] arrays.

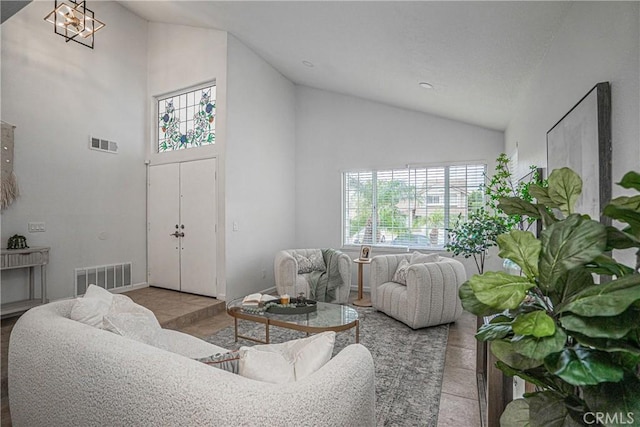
[[102, 294, 163, 346], [109, 294, 155, 317], [392, 259, 410, 285], [392, 253, 441, 285], [295, 253, 314, 274], [209, 332, 336, 383], [70, 284, 114, 328], [196, 351, 240, 374], [308, 250, 327, 272], [410, 251, 440, 265], [288, 331, 336, 380], [103, 312, 162, 346], [238, 347, 295, 384], [294, 250, 326, 274], [250, 331, 336, 381]]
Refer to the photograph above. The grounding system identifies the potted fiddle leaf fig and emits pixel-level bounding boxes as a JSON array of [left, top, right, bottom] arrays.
[[459, 167, 640, 426]]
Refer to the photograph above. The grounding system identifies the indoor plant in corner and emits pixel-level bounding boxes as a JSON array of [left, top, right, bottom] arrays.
[[446, 152, 542, 275], [459, 167, 640, 426], [446, 207, 508, 274]]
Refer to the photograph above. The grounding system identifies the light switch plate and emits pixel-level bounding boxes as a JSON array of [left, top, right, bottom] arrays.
[[28, 222, 45, 232]]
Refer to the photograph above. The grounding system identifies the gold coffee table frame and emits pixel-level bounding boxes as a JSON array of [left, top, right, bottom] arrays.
[[227, 300, 359, 344]]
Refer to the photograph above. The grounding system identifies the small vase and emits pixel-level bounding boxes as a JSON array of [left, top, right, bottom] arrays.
[[502, 258, 522, 276]]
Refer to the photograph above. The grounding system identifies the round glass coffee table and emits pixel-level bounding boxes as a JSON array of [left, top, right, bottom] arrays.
[[227, 299, 359, 344]]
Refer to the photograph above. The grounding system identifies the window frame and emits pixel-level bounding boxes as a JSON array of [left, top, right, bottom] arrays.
[[341, 162, 487, 251]]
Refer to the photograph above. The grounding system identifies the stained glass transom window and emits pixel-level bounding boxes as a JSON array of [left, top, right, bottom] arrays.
[[157, 85, 216, 153]]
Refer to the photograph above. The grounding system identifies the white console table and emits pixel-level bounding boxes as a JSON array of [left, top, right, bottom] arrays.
[[1, 246, 49, 317]]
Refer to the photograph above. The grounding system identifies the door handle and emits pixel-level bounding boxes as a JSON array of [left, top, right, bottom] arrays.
[[170, 231, 185, 238]]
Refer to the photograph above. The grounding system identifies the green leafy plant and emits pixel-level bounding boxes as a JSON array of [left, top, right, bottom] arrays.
[[446, 154, 542, 273], [445, 208, 509, 274], [485, 152, 543, 232], [459, 167, 640, 426]]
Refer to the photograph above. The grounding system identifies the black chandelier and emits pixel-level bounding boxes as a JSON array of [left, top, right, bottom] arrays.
[[44, 0, 105, 49]]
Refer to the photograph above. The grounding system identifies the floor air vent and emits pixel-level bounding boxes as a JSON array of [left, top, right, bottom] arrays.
[[75, 262, 132, 296]]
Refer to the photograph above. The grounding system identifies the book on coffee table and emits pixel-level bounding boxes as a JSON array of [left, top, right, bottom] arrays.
[[242, 293, 278, 307]]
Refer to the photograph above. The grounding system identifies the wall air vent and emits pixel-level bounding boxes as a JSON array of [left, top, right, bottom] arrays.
[[89, 136, 118, 154]]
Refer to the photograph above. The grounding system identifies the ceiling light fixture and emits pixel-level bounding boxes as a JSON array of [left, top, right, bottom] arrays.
[[419, 82, 434, 89], [302, 60, 314, 68], [44, 0, 105, 49]]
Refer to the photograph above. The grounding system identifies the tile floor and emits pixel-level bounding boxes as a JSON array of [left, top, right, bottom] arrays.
[[438, 311, 482, 426], [0, 286, 481, 426]]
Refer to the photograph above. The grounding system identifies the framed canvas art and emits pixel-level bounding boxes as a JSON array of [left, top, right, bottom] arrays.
[[546, 82, 612, 224]]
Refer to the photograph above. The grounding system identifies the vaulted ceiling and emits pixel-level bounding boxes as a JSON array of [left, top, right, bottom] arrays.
[[120, 1, 573, 131]]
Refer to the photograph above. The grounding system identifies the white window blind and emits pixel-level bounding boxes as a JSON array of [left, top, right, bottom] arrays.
[[343, 164, 486, 249]]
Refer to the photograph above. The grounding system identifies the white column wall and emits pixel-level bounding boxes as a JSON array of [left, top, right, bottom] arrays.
[[225, 35, 296, 301]]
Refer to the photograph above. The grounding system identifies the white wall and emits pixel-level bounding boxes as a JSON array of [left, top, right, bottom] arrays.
[[225, 35, 296, 301], [1, 2, 148, 302], [505, 1, 639, 268], [147, 23, 228, 165], [146, 23, 228, 297], [506, 2, 639, 189], [294, 87, 505, 279]]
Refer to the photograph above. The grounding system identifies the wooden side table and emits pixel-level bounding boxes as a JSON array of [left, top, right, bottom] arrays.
[[353, 258, 372, 307]]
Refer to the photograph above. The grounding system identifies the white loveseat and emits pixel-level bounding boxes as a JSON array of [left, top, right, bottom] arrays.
[[8, 299, 375, 426]]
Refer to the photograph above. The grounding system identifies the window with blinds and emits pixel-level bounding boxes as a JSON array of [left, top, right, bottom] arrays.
[[343, 164, 486, 249]]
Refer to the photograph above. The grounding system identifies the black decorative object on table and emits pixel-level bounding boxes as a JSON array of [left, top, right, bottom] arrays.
[[265, 294, 317, 314], [7, 234, 28, 250]]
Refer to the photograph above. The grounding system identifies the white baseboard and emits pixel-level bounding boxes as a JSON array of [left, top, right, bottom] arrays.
[[261, 285, 277, 295], [50, 282, 148, 301], [110, 282, 148, 294]]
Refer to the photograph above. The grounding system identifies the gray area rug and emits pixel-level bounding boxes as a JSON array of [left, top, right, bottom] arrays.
[[205, 306, 449, 427]]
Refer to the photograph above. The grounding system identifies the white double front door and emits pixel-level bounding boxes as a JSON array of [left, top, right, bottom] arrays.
[[147, 158, 217, 297]]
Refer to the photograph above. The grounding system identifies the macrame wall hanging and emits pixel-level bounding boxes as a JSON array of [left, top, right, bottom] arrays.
[[1, 121, 19, 210]]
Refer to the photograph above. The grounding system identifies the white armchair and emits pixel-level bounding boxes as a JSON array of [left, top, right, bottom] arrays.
[[370, 254, 466, 329], [274, 249, 351, 304]]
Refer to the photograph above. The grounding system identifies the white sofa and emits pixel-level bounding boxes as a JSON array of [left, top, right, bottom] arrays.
[[274, 249, 351, 304], [370, 254, 466, 329], [8, 300, 375, 426]]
